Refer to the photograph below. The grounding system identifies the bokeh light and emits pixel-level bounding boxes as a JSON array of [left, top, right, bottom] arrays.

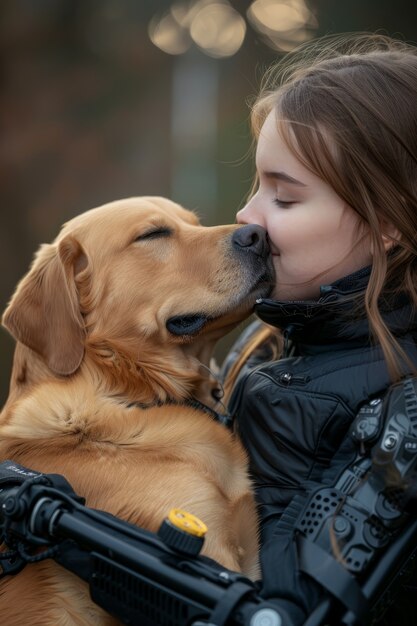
[[247, 0, 318, 51], [149, 0, 318, 57], [148, 9, 191, 55], [149, 1, 247, 58], [190, 3, 246, 58]]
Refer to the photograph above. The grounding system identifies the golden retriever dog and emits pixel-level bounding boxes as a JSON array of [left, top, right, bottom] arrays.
[[0, 197, 273, 625]]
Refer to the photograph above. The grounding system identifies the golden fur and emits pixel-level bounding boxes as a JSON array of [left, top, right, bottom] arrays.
[[0, 197, 272, 625]]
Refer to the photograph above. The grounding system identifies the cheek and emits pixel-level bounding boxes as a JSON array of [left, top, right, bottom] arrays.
[[273, 208, 345, 253], [265, 213, 311, 252]]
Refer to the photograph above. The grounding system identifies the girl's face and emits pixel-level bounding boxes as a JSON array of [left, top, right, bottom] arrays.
[[237, 112, 373, 300]]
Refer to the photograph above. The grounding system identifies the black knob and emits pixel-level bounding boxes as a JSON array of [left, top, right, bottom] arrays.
[[158, 509, 207, 556]]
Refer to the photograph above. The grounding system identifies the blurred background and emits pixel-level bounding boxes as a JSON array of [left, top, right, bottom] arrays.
[[1, 0, 416, 405]]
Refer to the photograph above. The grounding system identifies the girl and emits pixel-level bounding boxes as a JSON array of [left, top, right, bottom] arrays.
[[224, 33, 417, 624]]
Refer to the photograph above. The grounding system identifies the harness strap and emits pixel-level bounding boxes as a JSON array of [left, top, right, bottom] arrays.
[[208, 581, 254, 626], [297, 535, 370, 621], [126, 398, 233, 429]]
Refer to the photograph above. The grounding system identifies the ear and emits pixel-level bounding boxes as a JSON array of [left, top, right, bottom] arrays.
[[370, 220, 401, 256], [2, 236, 87, 376], [381, 220, 401, 252]]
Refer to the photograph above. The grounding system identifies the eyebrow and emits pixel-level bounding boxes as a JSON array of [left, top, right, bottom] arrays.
[[264, 171, 307, 187]]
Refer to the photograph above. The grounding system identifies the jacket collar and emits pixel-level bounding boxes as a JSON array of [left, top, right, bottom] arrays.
[[254, 266, 417, 351]]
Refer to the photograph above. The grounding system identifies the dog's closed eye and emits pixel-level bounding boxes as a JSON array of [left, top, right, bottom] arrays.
[[134, 228, 172, 242]]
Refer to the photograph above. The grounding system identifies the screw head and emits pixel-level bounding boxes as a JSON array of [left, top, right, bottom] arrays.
[[384, 434, 398, 450], [2, 496, 21, 517], [333, 516, 349, 534], [250, 608, 282, 626]]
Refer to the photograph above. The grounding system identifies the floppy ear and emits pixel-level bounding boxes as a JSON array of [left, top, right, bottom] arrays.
[[2, 236, 86, 376]]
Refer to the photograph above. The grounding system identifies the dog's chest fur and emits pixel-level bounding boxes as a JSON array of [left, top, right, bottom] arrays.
[[0, 378, 252, 533]]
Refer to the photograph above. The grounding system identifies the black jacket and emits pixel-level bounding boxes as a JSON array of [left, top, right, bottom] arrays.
[[226, 266, 417, 622]]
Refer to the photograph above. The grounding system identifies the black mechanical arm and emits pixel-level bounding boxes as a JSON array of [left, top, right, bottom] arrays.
[[0, 461, 287, 626], [1, 377, 417, 626]]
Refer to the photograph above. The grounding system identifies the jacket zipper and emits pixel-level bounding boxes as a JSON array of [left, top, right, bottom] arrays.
[[282, 323, 302, 358], [282, 326, 294, 358]]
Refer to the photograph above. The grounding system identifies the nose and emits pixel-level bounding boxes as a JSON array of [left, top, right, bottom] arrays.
[[232, 224, 269, 258], [236, 198, 264, 227], [236, 205, 253, 225]]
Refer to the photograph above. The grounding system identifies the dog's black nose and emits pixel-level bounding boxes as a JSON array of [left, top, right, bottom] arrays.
[[232, 224, 269, 258]]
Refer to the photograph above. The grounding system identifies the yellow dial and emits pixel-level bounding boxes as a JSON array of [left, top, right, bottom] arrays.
[[167, 509, 208, 538]]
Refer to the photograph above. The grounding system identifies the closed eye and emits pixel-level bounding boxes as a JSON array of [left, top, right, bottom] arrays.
[[273, 198, 295, 208], [134, 228, 173, 242]]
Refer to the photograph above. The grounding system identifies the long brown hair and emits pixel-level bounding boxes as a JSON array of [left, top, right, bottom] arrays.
[[226, 33, 417, 395]]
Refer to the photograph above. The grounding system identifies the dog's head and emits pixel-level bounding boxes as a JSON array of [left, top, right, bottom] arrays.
[[3, 197, 274, 401]]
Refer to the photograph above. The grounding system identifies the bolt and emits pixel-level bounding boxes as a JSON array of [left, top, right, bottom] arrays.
[[384, 434, 398, 450], [333, 516, 350, 535]]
